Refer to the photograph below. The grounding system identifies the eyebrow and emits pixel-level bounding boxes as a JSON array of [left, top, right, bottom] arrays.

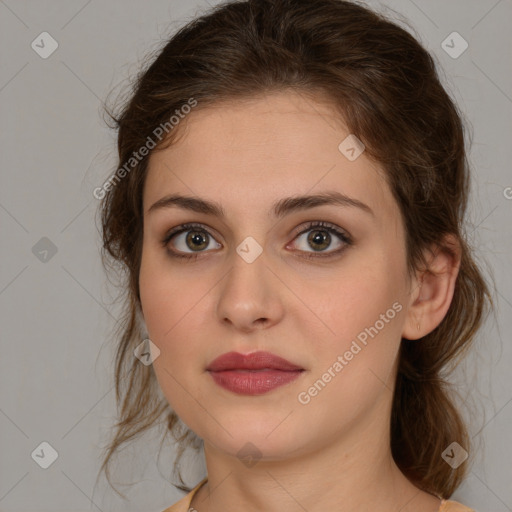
[[147, 191, 374, 218]]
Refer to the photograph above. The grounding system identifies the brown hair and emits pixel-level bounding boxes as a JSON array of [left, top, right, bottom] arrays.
[[97, 0, 494, 499]]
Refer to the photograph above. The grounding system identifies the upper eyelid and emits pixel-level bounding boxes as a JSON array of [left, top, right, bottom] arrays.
[[163, 222, 220, 243]]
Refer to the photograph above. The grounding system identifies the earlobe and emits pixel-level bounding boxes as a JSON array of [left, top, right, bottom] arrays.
[[402, 234, 461, 341]]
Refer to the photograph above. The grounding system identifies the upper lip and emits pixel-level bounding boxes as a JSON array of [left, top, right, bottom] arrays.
[[206, 351, 304, 372]]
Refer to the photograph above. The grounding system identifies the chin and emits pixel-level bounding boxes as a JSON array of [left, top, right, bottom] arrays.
[[202, 418, 308, 459]]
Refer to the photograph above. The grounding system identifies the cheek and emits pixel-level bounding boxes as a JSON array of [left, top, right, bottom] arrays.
[[304, 255, 406, 382], [139, 242, 193, 339], [295, 273, 404, 430], [312, 260, 402, 340], [139, 255, 171, 340], [138, 249, 205, 412], [138, 243, 215, 371]]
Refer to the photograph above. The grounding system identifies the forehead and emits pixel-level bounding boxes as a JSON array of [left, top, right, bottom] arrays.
[[144, 92, 396, 222]]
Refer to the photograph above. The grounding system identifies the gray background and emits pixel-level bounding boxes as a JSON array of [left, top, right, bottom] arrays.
[[0, 0, 511, 511]]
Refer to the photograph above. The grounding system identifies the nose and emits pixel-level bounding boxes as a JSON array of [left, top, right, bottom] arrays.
[[216, 250, 285, 333]]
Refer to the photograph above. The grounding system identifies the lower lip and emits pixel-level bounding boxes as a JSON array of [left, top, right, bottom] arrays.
[[208, 369, 304, 395]]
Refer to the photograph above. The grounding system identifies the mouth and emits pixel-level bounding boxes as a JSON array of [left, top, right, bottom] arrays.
[[206, 351, 305, 395]]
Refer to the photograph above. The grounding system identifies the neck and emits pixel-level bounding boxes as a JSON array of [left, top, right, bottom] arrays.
[[190, 408, 440, 512]]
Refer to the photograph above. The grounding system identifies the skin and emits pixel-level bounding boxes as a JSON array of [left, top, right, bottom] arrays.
[[139, 91, 461, 512]]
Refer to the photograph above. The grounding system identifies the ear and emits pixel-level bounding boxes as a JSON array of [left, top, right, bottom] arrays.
[[402, 234, 461, 341]]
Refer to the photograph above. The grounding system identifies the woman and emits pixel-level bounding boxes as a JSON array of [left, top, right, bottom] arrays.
[[98, 1, 493, 510]]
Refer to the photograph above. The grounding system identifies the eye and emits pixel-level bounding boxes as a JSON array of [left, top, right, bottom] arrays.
[[162, 221, 352, 261], [288, 221, 352, 259], [162, 223, 221, 259]]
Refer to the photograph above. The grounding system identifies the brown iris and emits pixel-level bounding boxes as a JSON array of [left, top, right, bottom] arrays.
[[308, 229, 331, 251], [186, 230, 209, 251]]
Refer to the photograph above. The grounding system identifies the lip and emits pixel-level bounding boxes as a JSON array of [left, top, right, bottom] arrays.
[[206, 351, 305, 395], [207, 351, 303, 372]]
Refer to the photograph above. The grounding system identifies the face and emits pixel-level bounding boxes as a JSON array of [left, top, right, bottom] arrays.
[[139, 91, 414, 461]]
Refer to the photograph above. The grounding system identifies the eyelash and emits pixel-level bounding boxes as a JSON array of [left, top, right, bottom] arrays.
[[161, 221, 352, 261]]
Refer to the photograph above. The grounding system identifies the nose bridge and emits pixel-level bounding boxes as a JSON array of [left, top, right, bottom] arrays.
[[223, 246, 268, 306], [216, 244, 283, 330]]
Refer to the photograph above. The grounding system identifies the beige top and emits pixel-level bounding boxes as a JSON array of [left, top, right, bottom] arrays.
[[161, 478, 475, 512]]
